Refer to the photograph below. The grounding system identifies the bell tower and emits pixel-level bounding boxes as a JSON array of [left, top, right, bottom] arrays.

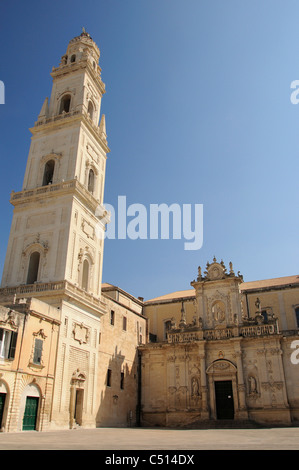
[[0, 31, 112, 429], [1, 30, 110, 305]]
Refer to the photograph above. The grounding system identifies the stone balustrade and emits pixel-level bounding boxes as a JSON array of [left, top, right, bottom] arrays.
[[167, 321, 280, 343]]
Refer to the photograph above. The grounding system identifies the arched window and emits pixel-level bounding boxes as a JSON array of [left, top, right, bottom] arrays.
[[59, 94, 71, 114], [27, 252, 40, 285], [70, 54, 76, 63], [87, 101, 94, 120], [42, 159, 55, 186], [82, 259, 89, 291], [88, 169, 95, 194]]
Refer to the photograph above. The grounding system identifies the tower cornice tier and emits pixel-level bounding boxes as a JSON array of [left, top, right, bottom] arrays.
[[0, 280, 107, 318], [31, 110, 110, 154], [10, 178, 109, 223], [51, 59, 106, 96]]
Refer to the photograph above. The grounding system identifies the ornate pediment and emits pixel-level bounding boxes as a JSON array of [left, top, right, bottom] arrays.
[[192, 257, 243, 284]]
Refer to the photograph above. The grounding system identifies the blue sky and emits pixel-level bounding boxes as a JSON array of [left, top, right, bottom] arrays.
[[0, 0, 298, 300]]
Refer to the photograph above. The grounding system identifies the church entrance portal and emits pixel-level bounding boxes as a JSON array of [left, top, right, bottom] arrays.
[[215, 380, 234, 419]]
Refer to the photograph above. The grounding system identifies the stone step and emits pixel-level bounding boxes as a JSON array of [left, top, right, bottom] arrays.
[[187, 419, 263, 429]]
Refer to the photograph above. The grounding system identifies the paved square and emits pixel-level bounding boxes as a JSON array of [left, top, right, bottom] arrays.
[[0, 426, 298, 450]]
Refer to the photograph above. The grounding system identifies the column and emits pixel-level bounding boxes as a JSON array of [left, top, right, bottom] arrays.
[[234, 344, 248, 419], [199, 342, 209, 419]]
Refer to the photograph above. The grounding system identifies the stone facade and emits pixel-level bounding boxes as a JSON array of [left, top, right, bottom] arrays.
[[0, 299, 60, 431], [141, 259, 299, 426], [97, 284, 146, 427], [0, 32, 298, 432]]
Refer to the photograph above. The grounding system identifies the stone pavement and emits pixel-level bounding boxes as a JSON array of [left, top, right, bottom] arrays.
[[0, 426, 299, 450]]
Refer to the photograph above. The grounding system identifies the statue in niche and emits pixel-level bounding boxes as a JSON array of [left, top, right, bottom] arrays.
[[191, 377, 199, 397], [248, 375, 258, 396]]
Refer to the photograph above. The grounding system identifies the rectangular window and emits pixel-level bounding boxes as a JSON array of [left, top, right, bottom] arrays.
[[0, 328, 17, 360], [110, 310, 115, 326], [295, 307, 299, 328], [33, 338, 43, 365], [123, 316, 127, 331], [107, 368, 112, 387], [120, 371, 124, 390]]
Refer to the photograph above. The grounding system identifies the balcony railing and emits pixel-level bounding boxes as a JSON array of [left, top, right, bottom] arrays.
[[167, 322, 280, 343], [10, 178, 108, 216], [0, 280, 107, 313]]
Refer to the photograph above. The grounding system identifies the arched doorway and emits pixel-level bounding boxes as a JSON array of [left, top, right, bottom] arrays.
[[21, 383, 41, 431], [0, 381, 9, 431], [206, 359, 238, 420], [214, 380, 234, 419], [70, 369, 86, 428]]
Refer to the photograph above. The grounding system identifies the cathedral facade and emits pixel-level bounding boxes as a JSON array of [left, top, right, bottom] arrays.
[[0, 32, 298, 432], [141, 260, 299, 427]]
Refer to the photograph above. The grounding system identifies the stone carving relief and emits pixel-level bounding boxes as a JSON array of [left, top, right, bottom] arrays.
[[0, 309, 18, 330], [72, 322, 90, 345], [206, 291, 231, 328], [81, 218, 95, 240], [211, 300, 226, 323], [71, 368, 86, 386]]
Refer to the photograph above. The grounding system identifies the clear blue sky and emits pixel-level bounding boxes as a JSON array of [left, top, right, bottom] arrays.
[[0, 0, 298, 300]]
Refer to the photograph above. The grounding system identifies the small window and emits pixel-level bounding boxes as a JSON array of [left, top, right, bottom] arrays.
[[295, 307, 299, 328], [81, 259, 89, 291], [88, 169, 95, 194], [33, 338, 43, 365], [27, 251, 40, 285], [70, 54, 76, 63], [107, 368, 112, 387], [42, 159, 55, 186], [59, 94, 71, 114], [110, 310, 115, 326], [0, 328, 17, 360], [87, 101, 94, 120], [120, 371, 124, 390], [123, 316, 127, 331]]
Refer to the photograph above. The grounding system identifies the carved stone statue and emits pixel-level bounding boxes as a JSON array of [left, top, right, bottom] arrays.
[[248, 375, 258, 394], [191, 377, 199, 397], [255, 297, 261, 313]]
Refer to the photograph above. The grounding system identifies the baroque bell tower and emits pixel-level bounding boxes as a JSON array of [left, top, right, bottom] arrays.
[[1, 30, 110, 305], [0, 31, 111, 429]]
